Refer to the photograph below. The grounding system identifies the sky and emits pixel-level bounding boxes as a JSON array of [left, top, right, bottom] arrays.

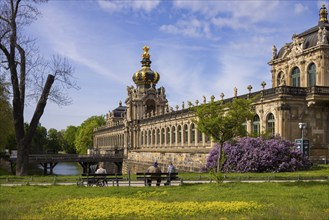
[[24, 0, 328, 131]]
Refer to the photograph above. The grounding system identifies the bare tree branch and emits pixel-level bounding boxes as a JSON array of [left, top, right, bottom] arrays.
[[0, 0, 77, 175]]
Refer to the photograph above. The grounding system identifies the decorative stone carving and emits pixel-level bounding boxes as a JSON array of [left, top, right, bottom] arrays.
[[279, 73, 286, 86], [317, 27, 328, 44], [272, 45, 277, 59], [220, 92, 224, 101]]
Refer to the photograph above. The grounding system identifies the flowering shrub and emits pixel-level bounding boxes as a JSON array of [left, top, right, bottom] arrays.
[[41, 196, 262, 219], [206, 137, 312, 172]]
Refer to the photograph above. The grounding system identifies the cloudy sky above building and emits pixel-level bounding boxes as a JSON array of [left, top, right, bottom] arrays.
[[24, 0, 327, 130]]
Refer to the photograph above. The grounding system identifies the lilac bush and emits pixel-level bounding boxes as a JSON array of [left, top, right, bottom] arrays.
[[205, 137, 312, 172]]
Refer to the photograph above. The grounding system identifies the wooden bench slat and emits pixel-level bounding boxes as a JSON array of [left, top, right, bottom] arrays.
[[135, 172, 180, 186], [77, 173, 124, 187]]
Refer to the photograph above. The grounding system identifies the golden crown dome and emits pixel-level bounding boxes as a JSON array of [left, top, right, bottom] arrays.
[[319, 4, 328, 23], [132, 46, 160, 87]]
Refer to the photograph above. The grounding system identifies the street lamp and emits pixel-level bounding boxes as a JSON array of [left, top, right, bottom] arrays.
[[298, 123, 306, 139]]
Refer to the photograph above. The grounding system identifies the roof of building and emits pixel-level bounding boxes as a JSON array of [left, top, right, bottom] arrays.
[[276, 5, 328, 59], [112, 101, 126, 117]]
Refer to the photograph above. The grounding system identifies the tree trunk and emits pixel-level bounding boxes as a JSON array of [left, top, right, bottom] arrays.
[[15, 74, 55, 176], [216, 143, 223, 173]]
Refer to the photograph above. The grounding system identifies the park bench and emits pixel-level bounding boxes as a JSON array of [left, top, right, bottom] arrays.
[[77, 173, 124, 187], [136, 172, 180, 186]]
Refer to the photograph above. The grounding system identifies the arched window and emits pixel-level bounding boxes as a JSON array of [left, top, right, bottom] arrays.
[[148, 130, 151, 146], [161, 128, 165, 144], [157, 129, 160, 145], [307, 63, 316, 87], [253, 115, 260, 136], [141, 131, 144, 145], [178, 125, 182, 144], [152, 130, 156, 145], [205, 135, 210, 143], [242, 122, 247, 134], [198, 130, 203, 143], [291, 67, 300, 87], [267, 113, 275, 136], [183, 124, 188, 144], [166, 127, 170, 144], [190, 124, 195, 143], [171, 126, 176, 144]]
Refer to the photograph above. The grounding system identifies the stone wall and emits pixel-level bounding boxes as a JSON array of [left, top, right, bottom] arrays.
[[123, 149, 210, 173]]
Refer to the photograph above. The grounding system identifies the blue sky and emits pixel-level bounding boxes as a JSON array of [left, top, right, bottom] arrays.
[[25, 0, 328, 131]]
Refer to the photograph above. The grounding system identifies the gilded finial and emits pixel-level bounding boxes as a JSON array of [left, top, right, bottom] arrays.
[[142, 45, 150, 59], [319, 4, 328, 23]]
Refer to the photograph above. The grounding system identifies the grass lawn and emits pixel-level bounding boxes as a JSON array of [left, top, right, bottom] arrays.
[[0, 181, 328, 219], [0, 164, 328, 184]]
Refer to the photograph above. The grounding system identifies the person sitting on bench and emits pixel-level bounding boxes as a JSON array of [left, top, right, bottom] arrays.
[[95, 164, 107, 186], [146, 162, 161, 186]]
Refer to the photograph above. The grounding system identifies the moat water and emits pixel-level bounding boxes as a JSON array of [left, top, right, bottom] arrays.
[[32, 162, 82, 175]]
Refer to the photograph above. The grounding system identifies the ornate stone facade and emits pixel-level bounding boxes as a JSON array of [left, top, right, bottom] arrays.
[[94, 5, 329, 173]]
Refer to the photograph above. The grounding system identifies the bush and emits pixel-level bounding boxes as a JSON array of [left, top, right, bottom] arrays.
[[206, 137, 312, 172]]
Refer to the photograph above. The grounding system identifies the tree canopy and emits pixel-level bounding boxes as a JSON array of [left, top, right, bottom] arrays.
[[75, 116, 105, 154], [192, 97, 254, 171], [62, 125, 78, 154]]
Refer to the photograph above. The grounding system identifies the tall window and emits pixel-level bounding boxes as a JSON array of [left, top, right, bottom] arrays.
[[156, 129, 160, 144], [141, 131, 144, 145], [307, 63, 316, 87], [161, 128, 165, 144], [152, 130, 156, 145], [253, 115, 260, 136], [171, 126, 176, 144], [266, 113, 275, 136], [166, 127, 170, 144], [205, 135, 210, 143], [242, 122, 247, 134], [198, 131, 203, 143], [178, 125, 182, 144], [190, 124, 195, 143], [292, 67, 300, 87], [183, 124, 188, 144], [148, 130, 151, 146]]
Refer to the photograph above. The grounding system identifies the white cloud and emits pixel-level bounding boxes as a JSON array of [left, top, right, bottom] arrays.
[[98, 0, 161, 13], [211, 17, 246, 30], [173, 0, 280, 22], [160, 18, 213, 39], [294, 3, 308, 14], [161, 1, 283, 40]]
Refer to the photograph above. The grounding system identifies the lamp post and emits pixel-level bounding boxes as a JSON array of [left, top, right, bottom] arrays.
[[297, 122, 309, 158], [298, 122, 306, 139]]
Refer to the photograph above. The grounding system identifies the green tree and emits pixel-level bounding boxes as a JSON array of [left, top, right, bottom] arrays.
[[75, 116, 105, 154], [192, 97, 254, 172], [46, 128, 62, 153], [63, 126, 77, 154], [28, 124, 47, 154], [0, 76, 14, 150], [0, 0, 77, 175]]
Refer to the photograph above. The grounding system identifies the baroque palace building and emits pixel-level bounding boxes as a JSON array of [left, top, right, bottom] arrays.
[[93, 5, 329, 173]]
